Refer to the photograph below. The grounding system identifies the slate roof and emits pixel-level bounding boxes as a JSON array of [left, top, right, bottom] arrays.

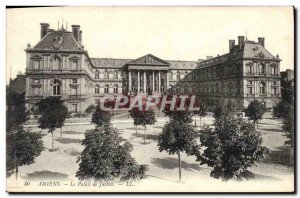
[[90, 57, 198, 70], [167, 60, 198, 70], [197, 40, 278, 68], [33, 30, 82, 51], [243, 41, 275, 59], [90, 58, 132, 68]]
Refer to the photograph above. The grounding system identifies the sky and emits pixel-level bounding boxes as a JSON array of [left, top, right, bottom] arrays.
[[6, 6, 294, 83]]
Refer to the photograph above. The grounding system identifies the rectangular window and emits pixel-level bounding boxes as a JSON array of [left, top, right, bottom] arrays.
[[71, 87, 78, 95], [71, 60, 78, 70], [248, 87, 253, 94], [34, 61, 40, 70], [72, 104, 78, 113], [32, 87, 39, 95]]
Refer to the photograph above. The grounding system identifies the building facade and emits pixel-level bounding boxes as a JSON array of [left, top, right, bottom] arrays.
[[25, 23, 281, 113]]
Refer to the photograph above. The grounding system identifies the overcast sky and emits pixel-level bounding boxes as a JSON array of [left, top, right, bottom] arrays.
[[6, 6, 294, 83]]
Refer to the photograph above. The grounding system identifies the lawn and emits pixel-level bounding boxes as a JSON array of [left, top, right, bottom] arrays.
[[7, 112, 294, 192]]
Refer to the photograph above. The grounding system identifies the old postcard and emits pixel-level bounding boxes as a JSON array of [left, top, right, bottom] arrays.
[[6, 6, 294, 192]]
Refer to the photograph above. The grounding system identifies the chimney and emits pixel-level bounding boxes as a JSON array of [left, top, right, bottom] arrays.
[[258, 37, 265, 47], [79, 30, 82, 45], [72, 25, 80, 43], [229, 40, 235, 52], [40, 23, 50, 39], [238, 36, 245, 49]]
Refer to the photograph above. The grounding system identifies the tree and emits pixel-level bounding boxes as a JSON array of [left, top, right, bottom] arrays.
[[273, 100, 290, 119], [130, 107, 156, 144], [198, 101, 207, 127], [213, 101, 236, 119], [158, 119, 199, 182], [163, 96, 193, 124], [37, 97, 68, 151], [283, 106, 294, 148], [130, 107, 143, 134], [85, 104, 95, 114], [198, 114, 269, 181], [6, 91, 29, 131], [76, 126, 148, 181], [244, 100, 265, 128], [6, 127, 44, 178], [91, 105, 112, 127]]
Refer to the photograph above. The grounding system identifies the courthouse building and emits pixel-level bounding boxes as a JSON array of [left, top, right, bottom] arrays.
[[25, 23, 281, 113]]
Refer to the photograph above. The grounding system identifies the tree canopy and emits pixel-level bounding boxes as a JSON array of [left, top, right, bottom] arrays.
[[37, 97, 68, 133], [6, 127, 44, 175], [198, 115, 269, 181], [76, 126, 148, 181]]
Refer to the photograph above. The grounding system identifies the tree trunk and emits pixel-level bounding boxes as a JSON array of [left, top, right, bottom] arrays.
[[135, 125, 137, 134], [178, 151, 182, 182], [15, 163, 18, 182], [194, 116, 197, 127], [199, 117, 201, 127], [51, 131, 54, 151], [144, 126, 146, 144]]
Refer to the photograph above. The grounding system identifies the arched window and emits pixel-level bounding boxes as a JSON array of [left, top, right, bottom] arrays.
[[95, 85, 100, 94], [104, 84, 109, 94], [113, 84, 118, 94], [259, 81, 266, 94], [53, 79, 61, 95], [95, 71, 99, 79], [176, 87, 180, 94], [123, 85, 127, 94]]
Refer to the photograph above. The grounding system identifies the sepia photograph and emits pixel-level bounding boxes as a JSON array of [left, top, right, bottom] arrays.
[[5, 6, 295, 193]]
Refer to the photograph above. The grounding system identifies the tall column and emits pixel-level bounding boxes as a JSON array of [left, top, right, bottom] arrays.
[[128, 70, 132, 94], [158, 71, 161, 93], [143, 71, 146, 93], [152, 71, 155, 93], [137, 70, 140, 93], [166, 71, 169, 93]]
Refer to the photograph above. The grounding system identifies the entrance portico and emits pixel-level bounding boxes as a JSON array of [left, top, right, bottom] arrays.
[[127, 54, 170, 95]]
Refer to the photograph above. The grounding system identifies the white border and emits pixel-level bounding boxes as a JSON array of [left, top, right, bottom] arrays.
[[0, 1, 298, 197]]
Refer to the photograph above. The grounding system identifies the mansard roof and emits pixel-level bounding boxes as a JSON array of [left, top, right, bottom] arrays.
[[90, 55, 198, 70], [243, 41, 275, 59], [32, 30, 82, 51], [167, 60, 198, 70], [90, 58, 132, 68], [197, 40, 279, 68]]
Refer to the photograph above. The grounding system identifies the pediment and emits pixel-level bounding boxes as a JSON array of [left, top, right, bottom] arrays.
[[127, 54, 170, 66]]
